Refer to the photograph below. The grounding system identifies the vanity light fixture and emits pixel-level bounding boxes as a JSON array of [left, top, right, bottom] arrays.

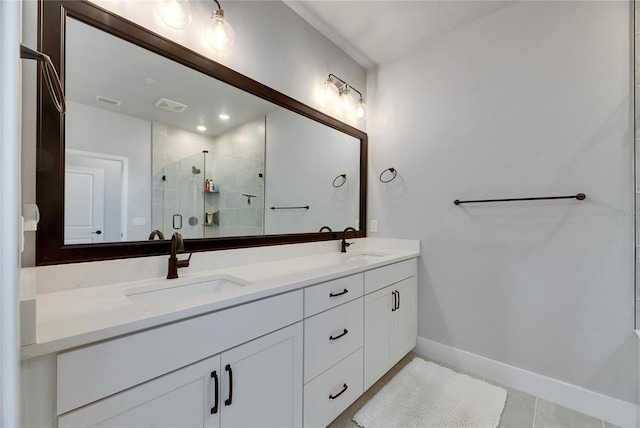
[[205, 0, 235, 52], [321, 74, 367, 119], [156, 0, 193, 29]]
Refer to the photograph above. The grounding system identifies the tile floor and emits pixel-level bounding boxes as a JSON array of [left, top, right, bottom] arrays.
[[327, 352, 620, 428]]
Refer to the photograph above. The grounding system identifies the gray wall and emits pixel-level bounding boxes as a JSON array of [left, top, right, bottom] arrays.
[[367, 1, 636, 403]]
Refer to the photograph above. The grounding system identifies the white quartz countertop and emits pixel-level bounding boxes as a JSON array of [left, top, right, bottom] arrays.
[[21, 239, 419, 359]]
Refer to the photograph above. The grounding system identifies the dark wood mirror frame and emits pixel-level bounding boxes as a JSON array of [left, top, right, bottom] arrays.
[[36, 0, 368, 265]]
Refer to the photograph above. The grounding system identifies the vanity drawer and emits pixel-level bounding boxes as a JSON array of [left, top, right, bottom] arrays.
[[304, 273, 363, 317], [364, 258, 417, 294], [303, 348, 363, 428], [304, 297, 363, 383]]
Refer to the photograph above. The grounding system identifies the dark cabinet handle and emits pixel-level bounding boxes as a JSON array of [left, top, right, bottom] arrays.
[[91, 230, 102, 235], [210, 371, 219, 415], [329, 383, 348, 400], [329, 288, 349, 298], [329, 328, 349, 341], [397, 290, 400, 310], [392, 291, 397, 312], [224, 364, 233, 406]]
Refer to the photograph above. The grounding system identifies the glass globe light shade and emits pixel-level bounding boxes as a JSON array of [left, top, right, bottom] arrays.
[[339, 87, 355, 113], [156, 0, 192, 29], [321, 78, 339, 105], [355, 98, 367, 119], [205, 9, 235, 52]]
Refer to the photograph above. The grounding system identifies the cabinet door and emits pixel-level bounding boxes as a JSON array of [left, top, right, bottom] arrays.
[[393, 276, 418, 360], [220, 322, 303, 428], [363, 286, 394, 391], [58, 355, 220, 428]]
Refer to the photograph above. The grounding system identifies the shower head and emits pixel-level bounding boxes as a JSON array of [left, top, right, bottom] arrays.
[[192, 166, 201, 174]]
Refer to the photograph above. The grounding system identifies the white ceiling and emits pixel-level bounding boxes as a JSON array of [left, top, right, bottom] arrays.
[[284, 1, 516, 69], [66, 17, 279, 137]]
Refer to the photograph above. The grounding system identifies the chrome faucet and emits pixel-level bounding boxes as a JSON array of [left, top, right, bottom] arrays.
[[167, 232, 191, 279], [340, 227, 358, 253]]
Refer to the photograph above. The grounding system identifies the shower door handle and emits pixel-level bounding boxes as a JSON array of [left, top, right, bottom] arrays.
[[173, 214, 182, 230]]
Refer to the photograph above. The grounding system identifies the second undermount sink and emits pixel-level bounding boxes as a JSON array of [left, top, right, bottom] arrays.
[[346, 251, 389, 262], [125, 275, 251, 309]]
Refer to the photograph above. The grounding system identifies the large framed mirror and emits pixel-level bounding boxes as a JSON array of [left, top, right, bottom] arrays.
[[37, 0, 367, 265]]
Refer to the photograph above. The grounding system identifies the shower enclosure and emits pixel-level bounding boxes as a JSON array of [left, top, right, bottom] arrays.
[[159, 151, 209, 240], [152, 148, 265, 240]]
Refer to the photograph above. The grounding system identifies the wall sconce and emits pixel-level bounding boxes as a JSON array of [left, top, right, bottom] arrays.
[[156, 0, 193, 29], [321, 74, 367, 119], [157, 0, 234, 52], [205, 0, 235, 52]]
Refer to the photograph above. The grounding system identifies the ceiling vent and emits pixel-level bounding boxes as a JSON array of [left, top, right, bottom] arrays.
[[154, 98, 188, 113], [95, 95, 121, 106]]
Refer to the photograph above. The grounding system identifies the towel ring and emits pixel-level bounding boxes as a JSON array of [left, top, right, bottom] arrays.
[[379, 167, 397, 183], [333, 174, 347, 188]]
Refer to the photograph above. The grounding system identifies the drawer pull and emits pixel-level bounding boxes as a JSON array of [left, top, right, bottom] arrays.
[[392, 290, 397, 312], [224, 364, 233, 406], [329, 288, 349, 298], [329, 328, 349, 341], [210, 371, 219, 414], [329, 383, 348, 400], [396, 289, 400, 310]]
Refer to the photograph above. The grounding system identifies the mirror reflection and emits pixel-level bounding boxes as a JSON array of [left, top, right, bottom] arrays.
[[64, 17, 360, 244]]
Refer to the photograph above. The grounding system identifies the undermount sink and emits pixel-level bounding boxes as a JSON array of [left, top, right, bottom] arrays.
[[125, 275, 251, 308], [346, 251, 389, 261]]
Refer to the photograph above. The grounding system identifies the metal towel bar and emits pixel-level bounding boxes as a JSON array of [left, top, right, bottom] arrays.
[[270, 206, 310, 210], [454, 193, 585, 205]]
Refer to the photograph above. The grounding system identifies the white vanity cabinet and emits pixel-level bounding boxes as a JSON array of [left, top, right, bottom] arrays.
[[303, 274, 365, 428], [363, 259, 418, 390], [56, 290, 303, 428], [58, 322, 303, 428]]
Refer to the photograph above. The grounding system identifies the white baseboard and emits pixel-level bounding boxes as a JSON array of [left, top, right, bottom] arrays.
[[415, 336, 638, 428]]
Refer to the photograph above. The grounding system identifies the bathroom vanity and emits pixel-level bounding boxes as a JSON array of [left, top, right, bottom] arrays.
[[20, 239, 419, 427]]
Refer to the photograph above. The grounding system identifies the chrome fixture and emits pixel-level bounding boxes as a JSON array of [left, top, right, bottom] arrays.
[[319, 226, 332, 232], [340, 227, 358, 253], [321, 74, 366, 119], [148, 230, 165, 240], [192, 165, 201, 175], [20, 44, 65, 113], [205, 0, 235, 52], [167, 232, 192, 279]]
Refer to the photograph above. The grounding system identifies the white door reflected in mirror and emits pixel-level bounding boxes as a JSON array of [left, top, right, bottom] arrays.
[[64, 165, 105, 244]]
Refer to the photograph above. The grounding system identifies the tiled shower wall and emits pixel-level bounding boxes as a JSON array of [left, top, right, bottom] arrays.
[[151, 122, 215, 237], [206, 117, 265, 238]]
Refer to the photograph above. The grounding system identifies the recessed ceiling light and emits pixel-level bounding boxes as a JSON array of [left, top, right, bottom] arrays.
[[219, 113, 230, 120], [197, 125, 207, 132]]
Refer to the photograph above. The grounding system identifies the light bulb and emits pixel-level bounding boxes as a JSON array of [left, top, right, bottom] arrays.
[[156, 0, 192, 29], [339, 86, 355, 113], [205, 9, 235, 52], [355, 98, 367, 119], [321, 78, 339, 105]]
